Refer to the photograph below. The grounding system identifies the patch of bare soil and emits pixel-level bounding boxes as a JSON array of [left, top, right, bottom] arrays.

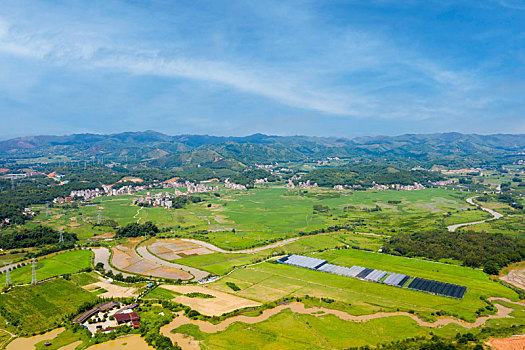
[[487, 335, 525, 350], [111, 240, 192, 280], [160, 285, 260, 316]]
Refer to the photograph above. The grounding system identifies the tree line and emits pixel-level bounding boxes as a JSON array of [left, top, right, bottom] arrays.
[[0, 225, 77, 250], [303, 165, 443, 188], [383, 230, 525, 274]]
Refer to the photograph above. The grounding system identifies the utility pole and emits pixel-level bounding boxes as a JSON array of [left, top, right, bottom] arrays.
[[31, 259, 37, 285], [59, 228, 64, 244]]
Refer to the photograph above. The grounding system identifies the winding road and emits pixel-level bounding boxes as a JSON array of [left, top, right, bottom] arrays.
[[447, 196, 503, 232], [181, 231, 386, 254], [135, 245, 210, 281], [92, 247, 134, 278]]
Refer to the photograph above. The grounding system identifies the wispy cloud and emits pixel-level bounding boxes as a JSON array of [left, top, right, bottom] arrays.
[[0, 1, 523, 137]]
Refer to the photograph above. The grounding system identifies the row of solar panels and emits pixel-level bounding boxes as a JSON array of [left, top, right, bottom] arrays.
[[407, 277, 467, 299], [277, 255, 466, 299], [383, 273, 411, 287]]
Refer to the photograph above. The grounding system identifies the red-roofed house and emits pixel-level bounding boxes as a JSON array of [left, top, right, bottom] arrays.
[[114, 312, 140, 328]]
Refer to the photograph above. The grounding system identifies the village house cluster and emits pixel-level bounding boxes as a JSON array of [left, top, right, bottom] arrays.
[[371, 182, 426, 191], [224, 178, 247, 190], [73, 301, 140, 335], [132, 191, 174, 209], [286, 178, 318, 189], [431, 179, 456, 186]]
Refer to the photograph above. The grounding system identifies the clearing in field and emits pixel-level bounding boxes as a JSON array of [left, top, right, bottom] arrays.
[[111, 239, 192, 280], [159, 285, 260, 316], [147, 238, 214, 261], [83, 277, 139, 298]]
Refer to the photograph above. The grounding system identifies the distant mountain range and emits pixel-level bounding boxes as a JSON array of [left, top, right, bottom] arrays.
[[1, 131, 524, 168]]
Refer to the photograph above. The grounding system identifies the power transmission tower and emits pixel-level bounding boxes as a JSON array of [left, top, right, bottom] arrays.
[[46, 202, 51, 217], [97, 208, 102, 225], [31, 258, 37, 285], [4, 263, 11, 286], [59, 228, 64, 244], [10, 178, 15, 191]]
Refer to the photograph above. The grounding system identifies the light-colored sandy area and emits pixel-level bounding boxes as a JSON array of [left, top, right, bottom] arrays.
[[84, 280, 138, 298], [161, 297, 521, 349], [501, 263, 525, 291], [6, 327, 64, 350], [136, 245, 209, 281], [87, 334, 153, 349], [487, 335, 525, 350], [160, 285, 261, 316], [169, 334, 201, 350], [111, 241, 192, 280]]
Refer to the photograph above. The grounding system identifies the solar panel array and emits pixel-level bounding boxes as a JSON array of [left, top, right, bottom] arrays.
[[407, 277, 467, 299], [279, 254, 328, 270], [277, 255, 466, 299], [383, 273, 410, 287]]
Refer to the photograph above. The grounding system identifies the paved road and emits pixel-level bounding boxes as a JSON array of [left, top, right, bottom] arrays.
[[92, 247, 134, 277], [447, 196, 503, 232], [182, 231, 387, 254], [181, 237, 301, 254], [136, 245, 210, 281]]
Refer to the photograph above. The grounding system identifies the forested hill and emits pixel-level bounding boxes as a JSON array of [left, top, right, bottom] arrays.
[[1, 131, 524, 168]]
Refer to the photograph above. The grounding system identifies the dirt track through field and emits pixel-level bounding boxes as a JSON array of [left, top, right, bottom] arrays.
[[162, 297, 521, 350], [447, 196, 503, 232]]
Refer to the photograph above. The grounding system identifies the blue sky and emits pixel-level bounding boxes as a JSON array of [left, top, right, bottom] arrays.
[[0, 0, 524, 138]]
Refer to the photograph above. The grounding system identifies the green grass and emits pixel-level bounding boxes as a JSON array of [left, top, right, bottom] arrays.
[[145, 286, 181, 300], [9, 250, 92, 285], [35, 328, 86, 350], [172, 232, 384, 276], [175, 309, 435, 349], [208, 249, 517, 322], [69, 271, 100, 287], [28, 187, 490, 250], [0, 278, 97, 334]]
